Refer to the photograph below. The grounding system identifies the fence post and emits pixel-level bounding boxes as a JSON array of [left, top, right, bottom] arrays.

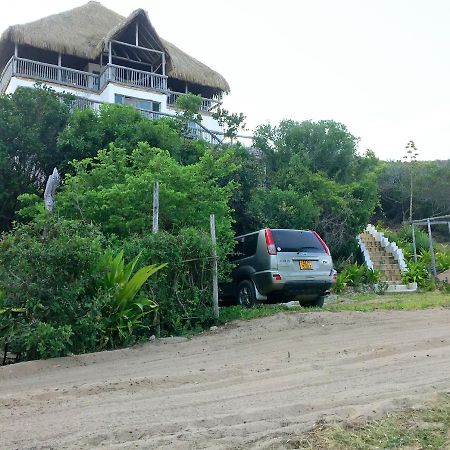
[[153, 181, 160, 337], [152, 181, 159, 233], [427, 218, 437, 277], [411, 223, 417, 263], [210, 214, 219, 320]]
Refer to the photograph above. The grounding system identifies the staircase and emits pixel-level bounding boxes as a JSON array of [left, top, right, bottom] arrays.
[[358, 225, 417, 293], [359, 232, 402, 282]]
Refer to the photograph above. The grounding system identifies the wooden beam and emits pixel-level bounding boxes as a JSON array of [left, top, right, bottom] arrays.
[[210, 214, 219, 320], [112, 54, 155, 69], [14, 44, 18, 57], [161, 52, 166, 77], [138, 27, 165, 54], [108, 41, 112, 64], [111, 40, 164, 55]]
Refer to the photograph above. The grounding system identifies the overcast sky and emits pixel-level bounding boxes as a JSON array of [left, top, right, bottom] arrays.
[[2, 0, 450, 161]]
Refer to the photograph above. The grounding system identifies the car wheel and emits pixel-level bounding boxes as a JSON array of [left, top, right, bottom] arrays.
[[237, 280, 256, 308], [301, 295, 325, 308]]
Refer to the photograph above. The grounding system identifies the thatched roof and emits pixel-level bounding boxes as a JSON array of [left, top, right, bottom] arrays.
[[0, 1, 230, 92]]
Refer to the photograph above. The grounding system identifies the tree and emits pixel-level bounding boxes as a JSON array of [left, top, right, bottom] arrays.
[[403, 140, 419, 223], [0, 85, 73, 230], [58, 103, 208, 166], [212, 107, 247, 143], [250, 119, 380, 255]]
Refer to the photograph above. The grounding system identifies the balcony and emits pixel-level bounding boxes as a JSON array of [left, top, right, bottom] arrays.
[[167, 91, 221, 113], [0, 57, 169, 94]]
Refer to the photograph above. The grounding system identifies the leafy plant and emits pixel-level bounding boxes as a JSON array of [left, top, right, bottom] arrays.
[[212, 107, 247, 142], [333, 264, 381, 294], [436, 248, 450, 273], [0, 218, 106, 360], [120, 228, 217, 336], [402, 261, 430, 287], [98, 250, 166, 348]]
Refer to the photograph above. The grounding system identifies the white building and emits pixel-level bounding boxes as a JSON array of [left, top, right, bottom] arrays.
[[0, 1, 230, 143]]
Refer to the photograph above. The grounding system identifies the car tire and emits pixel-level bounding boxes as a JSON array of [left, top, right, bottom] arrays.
[[237, 280, 256, 308], [301, 295, 325, 308]]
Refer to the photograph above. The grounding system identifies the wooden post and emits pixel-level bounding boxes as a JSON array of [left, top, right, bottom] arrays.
[[162, 52, 166, 77], [210, 214, 219, 320], [427, 218, 437, 277], [108, 41, 112, 81], [153, 180, 160, 336], [152, 181, 159, 234], [57, 53, 62, 82], [14, 44, 18, 57], [135, 22, 139, 46], [411, 223, 417, 263]]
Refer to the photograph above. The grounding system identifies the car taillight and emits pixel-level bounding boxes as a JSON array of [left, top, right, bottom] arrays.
[[311, 230, 331, 255], [264, 229, 277, 255]]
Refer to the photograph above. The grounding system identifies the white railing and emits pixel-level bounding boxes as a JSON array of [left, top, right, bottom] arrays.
[[104, 64, 167, 91], [70, 97, 102, 112], [365, 224, 408, 272], [12, 57, 99, 91], [167, 90, 221, 112], [356, 235, 374, 270], [1, 58, 222, 117], [0, 56, 14, 94]]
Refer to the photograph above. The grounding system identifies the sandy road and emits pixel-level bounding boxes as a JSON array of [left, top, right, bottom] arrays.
[[1, 309, 450, 449]]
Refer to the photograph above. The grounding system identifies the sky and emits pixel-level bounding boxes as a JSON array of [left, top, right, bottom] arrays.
[[1, 0, 450, 161]]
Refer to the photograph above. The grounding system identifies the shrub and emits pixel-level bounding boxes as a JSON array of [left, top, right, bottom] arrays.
[[97, 250, 165, 348], [0, 218, 106, 359], [436, 247, 450, 273], [333, 263, 381, 293], [120, 228, 218, 335], [402, 261, 431, 288]]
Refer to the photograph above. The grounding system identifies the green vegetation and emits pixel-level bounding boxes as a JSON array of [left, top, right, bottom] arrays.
[[219, 291, 450, 323], [98, 251, 166, 348], [294, 393, 450, 449], [0, 86, 449, 361], [333, 263, 381, 293]]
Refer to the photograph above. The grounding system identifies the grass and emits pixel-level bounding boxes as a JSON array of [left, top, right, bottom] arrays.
[[291, 393, 450, 449], [326, 291, 450, 312], [219, 291, 450, 323]]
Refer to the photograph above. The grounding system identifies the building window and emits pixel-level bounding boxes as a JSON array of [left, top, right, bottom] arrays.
[[115, 94, 160, 112]]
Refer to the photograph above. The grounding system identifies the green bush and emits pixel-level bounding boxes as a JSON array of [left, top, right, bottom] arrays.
[[0, 218, 106, 359], [97, 250, 165, 348], [402, 261, 430, 288], [333, 263, 381, 293], [436, 247, 450, 273], [120, 228, 218, 335]]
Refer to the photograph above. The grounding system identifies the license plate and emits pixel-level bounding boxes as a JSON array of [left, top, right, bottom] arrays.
[[299, 260, 313, 270]]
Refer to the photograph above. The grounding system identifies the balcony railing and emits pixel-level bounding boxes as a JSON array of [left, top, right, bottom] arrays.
[[167, 91, 221, 112], [1, 57, 168, 94], [0, 57, 221, 117], [101, 64, 167, 91], [0, 57, 14, 94], [5, 57, 100, 91]]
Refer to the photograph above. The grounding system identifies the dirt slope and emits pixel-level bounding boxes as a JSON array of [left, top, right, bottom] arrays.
[[1, 309, 450, 449]]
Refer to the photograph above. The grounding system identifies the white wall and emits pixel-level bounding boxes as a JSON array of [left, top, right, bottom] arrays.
[[5, 76, 223, 133]]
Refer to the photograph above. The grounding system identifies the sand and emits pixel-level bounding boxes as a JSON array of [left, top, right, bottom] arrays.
[[1, 308, 450, 449]]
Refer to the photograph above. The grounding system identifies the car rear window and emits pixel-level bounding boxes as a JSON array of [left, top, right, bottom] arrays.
[[271, 229, 326, 253]]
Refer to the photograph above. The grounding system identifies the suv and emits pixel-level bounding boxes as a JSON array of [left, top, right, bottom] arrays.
[[221, 229, 336, 307]]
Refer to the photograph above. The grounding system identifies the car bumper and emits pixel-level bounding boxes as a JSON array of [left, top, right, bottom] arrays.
[[253, 270, 333, 297]]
